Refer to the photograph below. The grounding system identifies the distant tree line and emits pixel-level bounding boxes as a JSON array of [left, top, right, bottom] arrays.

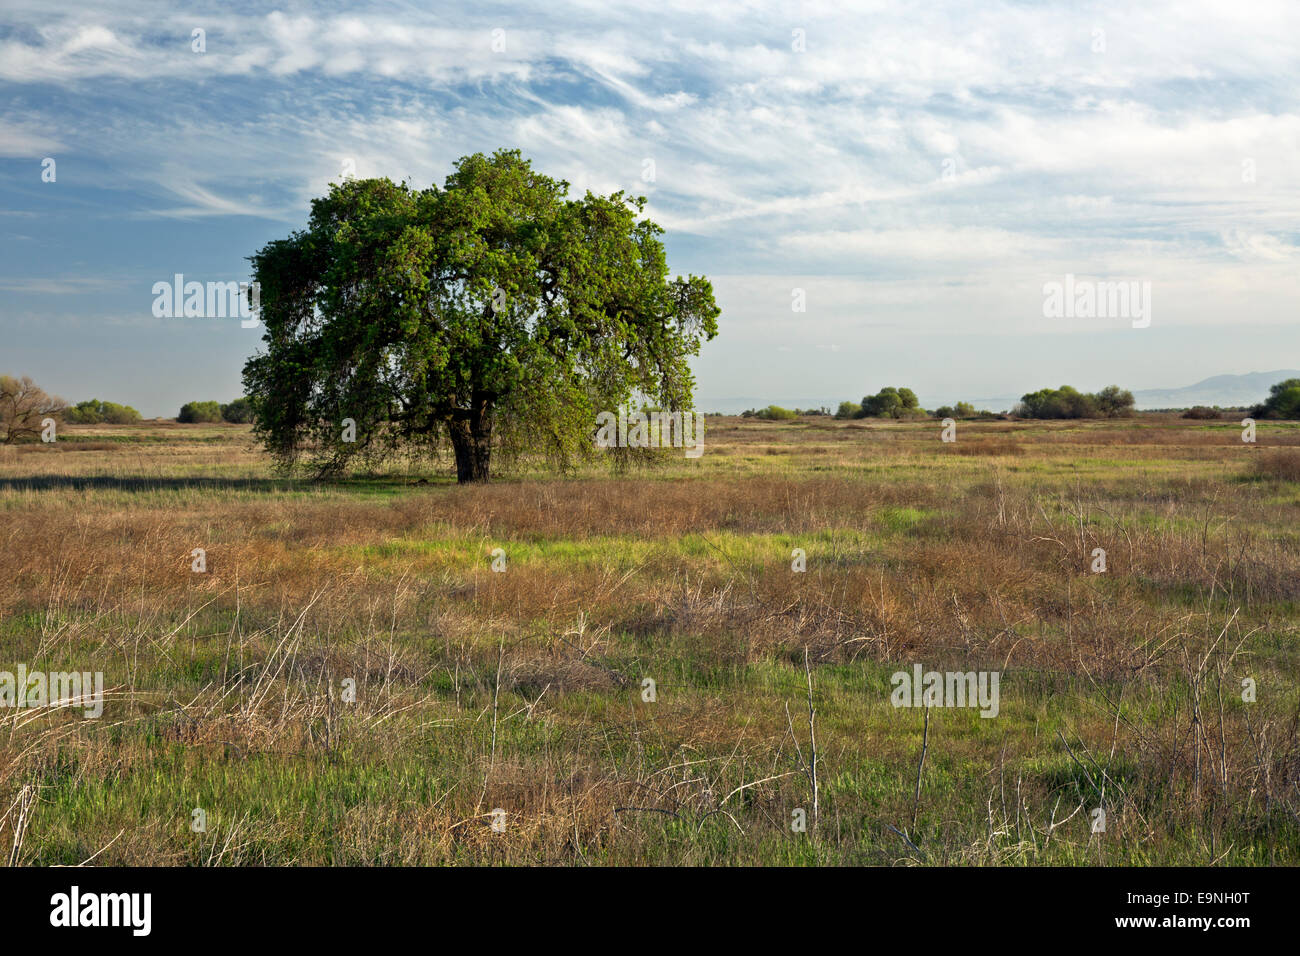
[[65, 398, 142, 424], [740, 405, 829, 419], [1013, 385, 1134, 419], [1181, 406, 1230, 420], [177, 398, 253, 424], [761, 383, 1140, 422], [834, 387, 1000, 420], [933, 401, 981, 419]]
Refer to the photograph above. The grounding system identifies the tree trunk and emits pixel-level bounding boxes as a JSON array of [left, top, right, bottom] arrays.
[[447, 394, 492, 483]]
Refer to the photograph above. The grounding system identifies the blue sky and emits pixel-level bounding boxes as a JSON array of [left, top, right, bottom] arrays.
[[2, 0, 1298, 416]]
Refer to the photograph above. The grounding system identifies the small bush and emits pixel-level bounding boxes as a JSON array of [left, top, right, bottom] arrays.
[[1182, 406, 1221, 420]]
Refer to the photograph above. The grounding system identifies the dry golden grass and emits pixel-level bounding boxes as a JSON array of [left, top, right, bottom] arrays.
[[1254, 448, 1300, 482], [0, 414, 1297, 865]]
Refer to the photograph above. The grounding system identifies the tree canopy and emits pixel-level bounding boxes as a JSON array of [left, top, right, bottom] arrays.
[[1251, 378, 1300, 420], [178, 401, 222, 424], [65, 398, 142, 425], [0, 375, 66, 443], [242, 150, 719, 482], [860, 386, 921, 419], [1015, 384, 1134, 419], [933, 401, 977, 419], [221, 397, 254, 424]]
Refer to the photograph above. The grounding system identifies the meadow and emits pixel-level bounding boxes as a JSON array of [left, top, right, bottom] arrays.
[[1, 414, 1298, 865]]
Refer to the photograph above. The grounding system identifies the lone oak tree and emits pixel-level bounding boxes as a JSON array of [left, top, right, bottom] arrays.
[[0, 375, 67, 444], [243, 150, 719, 482]]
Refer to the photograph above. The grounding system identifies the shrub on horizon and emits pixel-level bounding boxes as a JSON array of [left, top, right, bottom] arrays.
[[858, 386, 920, 419], [66, 399, 142, 425], [221, 397, 254, 423], [1250, 379, 1300, 420], [178, 400, 223, 424], [741, 405, 797, 420], [1014, 385, 1133, 420]]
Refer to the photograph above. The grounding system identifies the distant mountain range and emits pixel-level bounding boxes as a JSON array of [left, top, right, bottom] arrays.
[[701, 370, 1300, 415], [1129, 370, 1300, 409], [968, 370, 1300, 412]]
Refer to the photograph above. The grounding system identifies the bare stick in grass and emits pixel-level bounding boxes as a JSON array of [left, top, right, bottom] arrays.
[[911, 705, 930, 833], [804, 646, 819, 830]]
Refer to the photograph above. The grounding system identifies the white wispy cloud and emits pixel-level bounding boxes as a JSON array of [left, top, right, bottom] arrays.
[[0, 117, 64, 157], [1, 0, 1297, 414]]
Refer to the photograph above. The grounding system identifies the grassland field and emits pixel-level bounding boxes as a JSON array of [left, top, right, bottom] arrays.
[[1, 414, 1298, 865]]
